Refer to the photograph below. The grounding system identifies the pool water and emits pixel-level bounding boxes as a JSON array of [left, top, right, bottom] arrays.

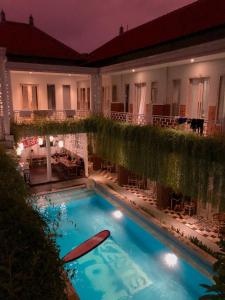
[[40, 189, 212, 300]]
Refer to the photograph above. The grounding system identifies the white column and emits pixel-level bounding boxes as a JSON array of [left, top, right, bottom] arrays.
[[91, 73, 102, 115], [46, 135, 52, 182], [0, 48, 11, 138]]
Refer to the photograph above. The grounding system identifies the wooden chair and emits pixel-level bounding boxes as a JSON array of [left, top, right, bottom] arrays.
[[128, 174, 138, 186], [183, 201, 196, 216]]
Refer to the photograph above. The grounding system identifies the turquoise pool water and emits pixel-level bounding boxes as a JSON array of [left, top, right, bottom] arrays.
[[40, 189, 212, 300]]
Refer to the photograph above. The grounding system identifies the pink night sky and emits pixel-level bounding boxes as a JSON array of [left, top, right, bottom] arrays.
[[0, 0, 196, 53]]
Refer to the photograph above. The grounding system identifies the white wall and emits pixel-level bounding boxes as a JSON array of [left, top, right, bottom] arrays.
[[168, 59, 225, 110], [10, 71, 90, 111], [103, 58, 225, 116]]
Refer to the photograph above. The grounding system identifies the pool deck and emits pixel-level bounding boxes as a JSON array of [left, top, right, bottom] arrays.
[[32, 171, 220, 279], [32, 172, 220, 255], [89, 172, 220, 256], [30, 177, 88, 194]]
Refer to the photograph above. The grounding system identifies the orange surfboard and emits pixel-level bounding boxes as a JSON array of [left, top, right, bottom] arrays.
[[63, 230, 110, 263]]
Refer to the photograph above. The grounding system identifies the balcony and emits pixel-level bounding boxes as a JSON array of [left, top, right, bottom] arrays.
[[13, 110, 91, 124], [12, 109, 225, 136], [107, 111, 225, 136]]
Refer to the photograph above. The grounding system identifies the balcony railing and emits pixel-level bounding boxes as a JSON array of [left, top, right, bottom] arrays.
[[108, 111, 149, 126], [13, 109, 225, 136], [107, 111, 225, 136], [13, 110, 91, 124], [153, 115, 225, 136]]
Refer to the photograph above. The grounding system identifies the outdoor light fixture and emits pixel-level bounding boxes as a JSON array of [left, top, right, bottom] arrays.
[[58, 140, 64, 148], [18, 142, 24, 151], [190, 58, 195, 63], [132, 69, 135, 72], [112, 210, 123, 219], [164, 253, 178, 268], [49, 136, 54, 142], [16, 147, 22, 156], [38, 137, 44, 146]]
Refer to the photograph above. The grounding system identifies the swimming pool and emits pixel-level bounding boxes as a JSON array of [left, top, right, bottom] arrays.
[[40, 188, 212, 300]]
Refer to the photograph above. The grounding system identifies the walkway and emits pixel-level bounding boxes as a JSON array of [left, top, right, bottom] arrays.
[[91, 170, 220, 253]]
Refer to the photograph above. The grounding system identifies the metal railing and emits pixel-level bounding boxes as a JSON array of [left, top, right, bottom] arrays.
[[13, 110, 91, 123]]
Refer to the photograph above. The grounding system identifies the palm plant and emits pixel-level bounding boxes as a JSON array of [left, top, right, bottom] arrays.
[[200, 240, 225, 300]]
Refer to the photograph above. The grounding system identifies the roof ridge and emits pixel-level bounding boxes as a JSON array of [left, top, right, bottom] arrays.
[[32, 25, 81, 56], [0, 19, 85, 63], [89, 0, 199, 55], [1, 20, 81, 57], [88, 0, 225, 65]]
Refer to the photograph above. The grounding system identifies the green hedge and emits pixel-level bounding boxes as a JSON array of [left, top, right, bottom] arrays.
[[11, 118, 97, 142], [12, 117, 225, 210], [0, 148, 67, 300]]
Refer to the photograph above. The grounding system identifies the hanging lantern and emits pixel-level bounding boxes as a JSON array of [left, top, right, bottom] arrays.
[[38, 137, 44, 146], [58, 140, 64, 148]]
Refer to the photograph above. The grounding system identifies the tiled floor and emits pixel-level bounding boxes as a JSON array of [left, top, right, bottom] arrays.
[[98, 170, 118, 183], [98, 169, 221, 245], [30, 166, 60, 185], [123, 184, 157, 207], [163, 209, 220, 243]]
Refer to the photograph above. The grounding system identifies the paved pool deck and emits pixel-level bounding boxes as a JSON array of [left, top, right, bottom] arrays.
[[89, 172, 220, 255]]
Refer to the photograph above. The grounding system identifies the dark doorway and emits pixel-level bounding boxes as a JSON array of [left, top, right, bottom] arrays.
[[125, 84, 130, 112]]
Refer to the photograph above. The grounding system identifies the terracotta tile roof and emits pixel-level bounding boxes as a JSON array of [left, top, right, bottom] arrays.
[[88, 0, 225, 65], [0, 21, 84, 64]]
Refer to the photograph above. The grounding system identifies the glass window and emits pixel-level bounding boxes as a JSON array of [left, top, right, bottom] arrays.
[[63, 85, 71, 110], [47, 84, 56, 110], [217, 76, 225, 120], [112, 85, 117, 102], [171, 80, 181, 116], [21, 84, 38, 110], [151, 82, 158, 103]]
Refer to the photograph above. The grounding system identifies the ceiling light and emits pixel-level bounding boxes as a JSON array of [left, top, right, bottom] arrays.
[[190, 58, 195, 63], [132, 69, 135, 73]]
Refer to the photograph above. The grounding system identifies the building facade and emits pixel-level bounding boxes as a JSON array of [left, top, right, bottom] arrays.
[[0, 0, 225, 139], [0, 1, 225, 218]]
